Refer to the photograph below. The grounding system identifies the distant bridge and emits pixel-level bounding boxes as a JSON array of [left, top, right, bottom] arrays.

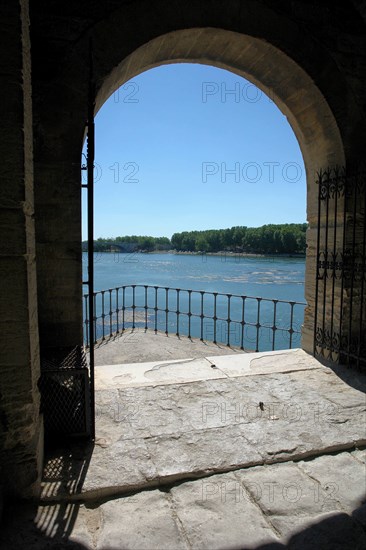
[[94, 242, 139, 253]]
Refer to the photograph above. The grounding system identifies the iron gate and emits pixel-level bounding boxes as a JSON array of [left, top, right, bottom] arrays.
[[39, 346, 91, 438], [314, 166, 366, 369]]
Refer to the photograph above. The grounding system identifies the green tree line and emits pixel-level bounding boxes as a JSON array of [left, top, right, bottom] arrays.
[[83, 223, 307, 255], [82, 235, 171, 252], [171, 223, 307, 254]]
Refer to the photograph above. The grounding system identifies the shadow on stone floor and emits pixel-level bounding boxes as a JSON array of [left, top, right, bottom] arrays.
[[0, 484, 365, 549], [41, 440, 95, 501], [0, 440, 94, 549], [325, 361, 366, 395], [0, 501, 87, 549]]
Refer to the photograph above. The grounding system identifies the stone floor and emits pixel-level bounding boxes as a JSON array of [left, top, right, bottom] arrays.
[[93, 328, 246, 366], [1, 338, 365, 549]]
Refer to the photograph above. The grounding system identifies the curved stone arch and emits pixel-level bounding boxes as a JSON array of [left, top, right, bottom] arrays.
[[34, 5, 359, 356], [93, 28, 345, 351], [96, 28, 345, 189]]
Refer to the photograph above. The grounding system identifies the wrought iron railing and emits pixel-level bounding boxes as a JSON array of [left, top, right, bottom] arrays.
[[83, 284, 306, 352], [314, 166, 366, 369]]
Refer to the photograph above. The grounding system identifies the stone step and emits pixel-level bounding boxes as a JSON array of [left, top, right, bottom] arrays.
[[41, 350, 366, 502]]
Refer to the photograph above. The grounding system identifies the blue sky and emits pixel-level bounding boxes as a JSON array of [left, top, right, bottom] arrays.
[[82, 63, 306, 239]]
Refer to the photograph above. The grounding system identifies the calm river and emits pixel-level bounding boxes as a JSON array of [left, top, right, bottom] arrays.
[[83, 252, 306, 351]]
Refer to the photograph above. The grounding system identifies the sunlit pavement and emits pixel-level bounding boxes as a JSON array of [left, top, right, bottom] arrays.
[[1, 344, 366, 549], [93, 328, 248, 366]]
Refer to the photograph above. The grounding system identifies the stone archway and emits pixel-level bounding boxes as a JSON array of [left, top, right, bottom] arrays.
[[32, 3, 365, 363], [92, 28, 345, 353], [34, 26, 347, 356], [3, 0, 365, 499]]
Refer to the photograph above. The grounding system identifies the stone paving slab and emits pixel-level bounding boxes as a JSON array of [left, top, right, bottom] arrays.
[[94, 328, 246, 366], [95, 357, 227, 389], [2, 450, 366, 549], [209, 348, 321, 378], [6, 350, 364, 549], [233, 452, 366, 548], [170, 471, 279, 549], [94, 348, 319, 389], [96, 491, 188, 550], [41, 350, 366, 501], [297, 451, 366, 513]]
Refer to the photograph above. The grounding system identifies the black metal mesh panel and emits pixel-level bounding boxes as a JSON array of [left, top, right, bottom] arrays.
[[39, 346, 91, 438]]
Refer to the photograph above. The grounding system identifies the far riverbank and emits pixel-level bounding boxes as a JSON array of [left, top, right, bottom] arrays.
[[143, 249, 306, 259]]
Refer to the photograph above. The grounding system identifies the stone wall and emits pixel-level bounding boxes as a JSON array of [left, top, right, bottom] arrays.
[[0, 0, 42, 499]]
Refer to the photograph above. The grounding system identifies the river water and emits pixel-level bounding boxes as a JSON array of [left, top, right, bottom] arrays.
[[83, 252, 306, 351]]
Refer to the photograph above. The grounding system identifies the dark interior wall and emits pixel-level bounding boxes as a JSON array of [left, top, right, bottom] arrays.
[[0, 0, 42, 498]]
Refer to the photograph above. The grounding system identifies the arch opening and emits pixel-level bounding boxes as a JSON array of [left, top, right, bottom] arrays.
[[89, 28, 345, 353]]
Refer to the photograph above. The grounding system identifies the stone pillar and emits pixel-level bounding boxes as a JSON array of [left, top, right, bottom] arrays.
[[0, 0, 43, 498], [32, 82, 85, 358], [34, 158, 83, 356]]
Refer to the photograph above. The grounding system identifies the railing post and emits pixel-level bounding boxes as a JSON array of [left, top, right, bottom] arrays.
[[84, 294, 89, 347], [116, 287, 119, 334], [255, 298, 262, 352], [144, 285, 148, 330], [101, 290, 105, 340], [122, 286, 126, 331], [200, 291, 204, 341], [176, 289, 180, 337], [227, 294, 231, 347], [93, 292, 97, 345], [240, 296, 246, 350], [132, 285, 136, 329], [109, 288, 113, 338], [165, 287, 169, 335], [213, 293, 217, 344], [188, 290, 192, 339], [154, 286, 158, 332], [272, 300, 278, 351], [289, 301, 295, 349]]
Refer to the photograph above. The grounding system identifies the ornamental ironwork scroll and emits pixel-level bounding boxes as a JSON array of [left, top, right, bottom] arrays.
[[314, 166, 366, 369]]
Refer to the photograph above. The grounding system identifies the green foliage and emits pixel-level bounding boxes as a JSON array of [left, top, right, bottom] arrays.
[[82, 223, 307, 255], [171, 223, 307, 254], [82, 235, 172, 252]]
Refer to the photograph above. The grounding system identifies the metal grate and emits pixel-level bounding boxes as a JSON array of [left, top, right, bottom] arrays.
[[39, 346, 91, 438], [314, 166, 366, 369]]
